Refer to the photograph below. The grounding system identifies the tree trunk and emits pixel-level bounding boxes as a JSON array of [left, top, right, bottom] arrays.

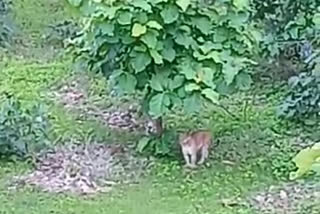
[[154, 117, 163, 137]]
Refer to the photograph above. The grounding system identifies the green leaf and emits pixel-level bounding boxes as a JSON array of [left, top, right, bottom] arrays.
[[137, 137, 151, 153], [192, 17, 211, 35], [133, 45, 147, 52], [313, 13, 320, 28], [122, 34, 135, 44], [213, 28, 228, 43], [175, 31, 192, 48], [216, 77, 236, 95], [147, 21, 163, 30], [162, 47, 176, 62], [150, 74, 165, 92], [184, 93, 201, 113], [179, 61, 196, 80], [206, 51, 222, 63], [132, 23, 147, 37], [162, 40, 176, 62], [149, 93, 170, 118], [185, 83, 200, 92], [288, 27, 299, 39], [200, 42, 220, 54], [169, 75, 184, 90], [68, 0, 82, 7], [290, 144, 320, 180], [150, 0, 168, 4], [311, 162, 320, 174], [235, 72, 252, 90], [176, 0, 190, 12], [117, 11, 133, 25], [156, 41, 164, 51], [98, 22, 114, 36], [202, 88, 219, 104], [130, 0, 152, 12], [228, 12, 248, 27], [194, 50, 222, 63], [223, 59, 242, 85], [296, 16, 306, 26], [233, 0, 249, 11], [201, 67, 215, 87], [169, 94, 183, 107], [131, 52, 151, 72], [177, 87, 187, 98], [104, 6, 120, 19], [179, 25, 191, 33], [141, 30, 159, 49], [160, 5, 179, 24], [150, 50, 163, 64], [117, 73, 137, 93]]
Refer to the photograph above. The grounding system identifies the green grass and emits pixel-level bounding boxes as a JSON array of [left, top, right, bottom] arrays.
[[11, 0, 73, 38], [0, 59, 70, 106], [0, 60, 318, 213], [0, 159, 273, 214], [0, 55, 308, 214]]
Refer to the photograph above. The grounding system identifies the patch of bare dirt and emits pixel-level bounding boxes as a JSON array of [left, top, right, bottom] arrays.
[[249, 181, 320, 214], [51, 77, 156, 134], [11, 143, 152, 195]]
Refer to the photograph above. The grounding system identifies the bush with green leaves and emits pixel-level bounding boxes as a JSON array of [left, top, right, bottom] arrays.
[[67, 0, 259, 129], [251, 0, 320, 83], [253, 0, 320, 58], [277, 71, 320, 121], [253, 1, 320, 121], [0, 95, 50, 159]]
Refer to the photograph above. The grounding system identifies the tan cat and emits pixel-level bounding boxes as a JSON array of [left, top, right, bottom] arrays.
[[179, 130, 212, 168]]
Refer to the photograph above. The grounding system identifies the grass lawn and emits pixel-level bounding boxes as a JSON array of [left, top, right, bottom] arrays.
[[0, 158, 273, 214]]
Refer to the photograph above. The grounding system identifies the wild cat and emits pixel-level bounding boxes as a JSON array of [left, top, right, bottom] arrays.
[[179, 130, 212, 168]]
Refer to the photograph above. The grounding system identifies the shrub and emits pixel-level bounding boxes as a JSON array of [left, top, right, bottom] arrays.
[[67, 0, 259, 124], [253, 0, 320, 58], [0, 94, 50, 159], [252, 0, 320, 82], [277, 71, 320, 121]]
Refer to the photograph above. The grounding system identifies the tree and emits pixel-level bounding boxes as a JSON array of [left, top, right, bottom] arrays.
[[67, 0, 259, 136]]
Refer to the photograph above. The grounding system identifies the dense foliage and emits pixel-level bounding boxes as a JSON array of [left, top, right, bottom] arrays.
[[252, 0, 320, 120], [0, 95, 50, 158], [253, 0, 320, 58], [277, 72, 320, 121], [68, 0, 259, 120]]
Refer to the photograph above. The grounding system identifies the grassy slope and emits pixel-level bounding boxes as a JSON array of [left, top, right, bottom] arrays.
[[1, 1, 319, 214]]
